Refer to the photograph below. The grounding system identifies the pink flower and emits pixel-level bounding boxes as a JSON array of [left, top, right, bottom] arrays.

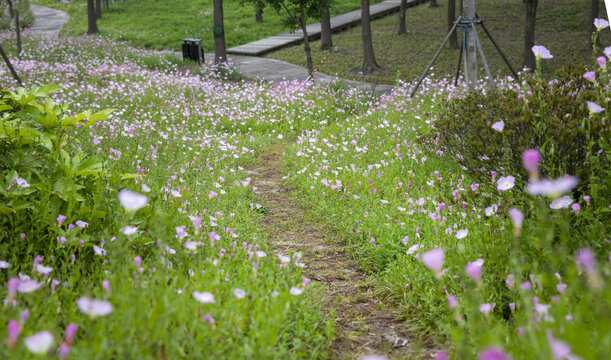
[[479, 346, 511, 360], [435, 351, 449, 360], [455, 229, 468, 239], [575, 248, 596, 273], [583, 71, 596, 82], [598, 56, 607, 68], [77, 297, 113, 317], [594, 18, 610, 31], [102, 280, 111, 293], [118, 189, 148, 212], [526, 176, 578, 197], [447, 294, 458, 309], [234, 288, 246, 298], [209, 190, 218, 199], [23, 331, 54, 354], [65, 323, 78, 344], [57, 215, 67, 226], [571, 203, 580, 213], [421, 248, 444, 275], [497, 176, 515, 191], [556, 283, 567, 294], [479, 303, 495, 315], [7, 320, 20, 344], [134, 256, 142, 268], [290, 287, 303, 295], [546, 330, 572, 360], [549, 195, 573, 210], [522, 149, 541, 173], [175, 226, 188, 240], [13, 177, 30, 188], [491, 121, 505, 132], [120, 225, 138, 235], [605, 46, 611, 58], [508, 208, 524, 229], [587, 101, 605, 114], [17, 280, 42, 293], [532, 45, 553, 59], [466, 259, 484, 281], [75, 220, 88, 229]]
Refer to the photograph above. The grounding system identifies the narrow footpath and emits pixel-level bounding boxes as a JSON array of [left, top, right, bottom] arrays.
[[250, 144, 435, 359]]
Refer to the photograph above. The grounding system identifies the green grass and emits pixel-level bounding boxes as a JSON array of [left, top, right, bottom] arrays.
[[31, 0, 381, 51], [268, 0, 611, 84]]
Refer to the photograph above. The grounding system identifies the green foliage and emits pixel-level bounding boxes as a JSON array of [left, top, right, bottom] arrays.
[[0, 85, 114, 257], [429, 62, 609, 190]]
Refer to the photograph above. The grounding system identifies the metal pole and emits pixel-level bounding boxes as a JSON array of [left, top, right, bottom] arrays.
[[410, 19, 459, 97], [477, 13, 520, 81], [463, 0, 477, 91], [471, 22, 495, 90]]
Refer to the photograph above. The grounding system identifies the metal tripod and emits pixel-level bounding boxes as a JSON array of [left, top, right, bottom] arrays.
[[410, 13, 519, 97]]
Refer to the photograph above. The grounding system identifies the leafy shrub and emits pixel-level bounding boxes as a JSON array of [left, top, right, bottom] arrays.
[[0, 85, 114, 262], [429, 63, 609, 191]]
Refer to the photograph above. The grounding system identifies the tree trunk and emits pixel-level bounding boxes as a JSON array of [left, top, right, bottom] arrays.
[[523, 0, 538, 70], [5, 0, 21, 58], [87, 0, 99, 34], [95, 0, 102, 20], [320, 7, 333, 50], [590, 0, 600, 46], [213, 0, 227, 64], [429, 0, 440, 8], [463, 0, 477, 90], [448, 0, 458, 49], [299, 0, 314, 76], [0, 43, 22, 85], [255, 4, 263, 23], [361, 0, 379, 73], [398, 0, 407, 35], [104, 0, 109, 11]]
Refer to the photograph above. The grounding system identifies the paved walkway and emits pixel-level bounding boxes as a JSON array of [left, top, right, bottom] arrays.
[[28, 4, 393, 94], [29, 4, 69, 39], [228, 0, 426, 56]]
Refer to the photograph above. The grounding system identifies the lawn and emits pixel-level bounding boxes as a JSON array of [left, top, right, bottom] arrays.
[[269, 0, 611, 84], [31, 0, 382, 51]]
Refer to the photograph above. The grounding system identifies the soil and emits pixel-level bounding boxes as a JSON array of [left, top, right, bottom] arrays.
[[249, 143, 437, 360]]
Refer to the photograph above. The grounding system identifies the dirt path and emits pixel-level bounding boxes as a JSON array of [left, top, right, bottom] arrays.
[[250, 143, 433, 359]]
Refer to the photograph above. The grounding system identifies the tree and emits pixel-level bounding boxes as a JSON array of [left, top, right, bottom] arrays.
[[320, 7, 333, 49], [523, 0, 538, 70], [5, 0, 22, 58], [255, 1, 264, 22], [398, 0, 407, 35], [87, 0, 99, 34], [96, 0, 102, 20], [298, 0, 314, 75], [213, 0, 227, 64], [361, 0, 379, 73], [104, 0, 109, 11], [447, 0, 458, 49]]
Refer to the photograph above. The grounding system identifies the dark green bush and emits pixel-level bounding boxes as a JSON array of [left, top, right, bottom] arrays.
[[428, 63, 609, 189]]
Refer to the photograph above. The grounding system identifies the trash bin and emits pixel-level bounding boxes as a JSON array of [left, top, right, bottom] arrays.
[[182, 38, 204, 64]]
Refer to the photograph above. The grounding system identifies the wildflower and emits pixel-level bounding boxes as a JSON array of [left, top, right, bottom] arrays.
[[102, 280, 111, 293], [23, 331, 54, 355], [491, 121, 505, 132], [447, 294, 458, 309], [35, 264, 53, 276], [582, 71, 596, 82], [598, 56, 607, 68], [93, 245, 106, 256], [17, 280, 42, 293], [557, 284, 567, 294], [7, 320, 19, 350], [455, 229, 468, 239], [526, 176, 578, 197], [0, 260, 9, 269], [289, 287, 303, 296], [497, 176, 515, 191], [118, 189, 148, 212], [549, 195, 573, 210], [203, 314, 215, 324], [593, 18, 610, 31], [170, 190, 182, 197], [234, 288, 246, 298], [571, 203, 580, 213], [508, 208, 524, 235], [546, 330, 572, 360], [575, 248, 596, 273], [532, 45, 553, 59], [57, 215, 67, 226], [255, 251, 267, 258], [522, 149, 541, 179], [605, 46, 611, 58], [141, 183, 151, 192], [485, 204, 498, 217], [13, 177, 30, 188], [193, 291, 215, 303], [466, 259, 484, 282], [120, 225, 138, 235], [478, 347, 511, 360], [479, 303, 495, 316], [77, 297, 113, 317], [75, 220, 88, 229], [175, 226, 188, 240], [587, 101, 605, 114], [421, 248, 444, 277], [59, 323, 78, 359]]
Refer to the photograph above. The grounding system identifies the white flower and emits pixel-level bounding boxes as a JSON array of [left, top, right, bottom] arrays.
[[193, 291, 215, 303], [141, 183, 151, 193], [118, 189, 148, 212], [289, 287, 303, 296], [18, 280, 42, 293], [93, 245, 107, 256], [532, 45, 553, 59], [485, 204, 498, 217], [455, 229, 469, 239], [0, 260, 9, 269], [497, 176, 515, 191], [77, 297, 113, 317], [120, 226, 138, 236], [255, 251, 267, 258], [23, 331, 54, 354], [594, 18, 610, 31], [13, 177, 30, 188], [277, 254, 291, 263], [35, 264, 53, 276], [406, 244, 423, 255], [550, 195, 573, 210], [234, 288, 246, 299]]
